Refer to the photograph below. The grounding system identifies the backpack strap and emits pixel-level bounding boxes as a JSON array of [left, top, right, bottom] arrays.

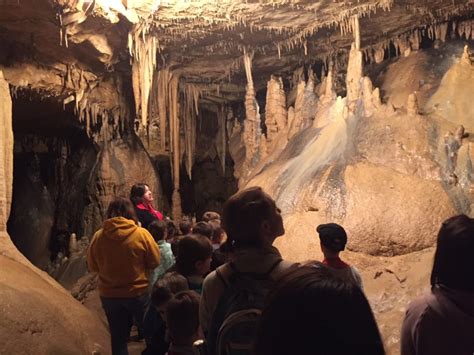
[[217, 258, 283, 286]]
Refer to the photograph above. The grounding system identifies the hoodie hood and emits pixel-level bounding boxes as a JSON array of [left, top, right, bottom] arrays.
[[102, 217, 138, 240]]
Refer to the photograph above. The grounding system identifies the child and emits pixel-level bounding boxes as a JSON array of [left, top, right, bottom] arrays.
[[148, 220, 175, 289], [316, 223, 363, 289], [165, 290, 203, 355], [144, 272, 190, 355], [175, 235, 213, 294]]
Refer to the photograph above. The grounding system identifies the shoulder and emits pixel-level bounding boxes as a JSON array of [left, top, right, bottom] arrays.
[[90, 229, 103, 244], [404, 292, 436, 329]]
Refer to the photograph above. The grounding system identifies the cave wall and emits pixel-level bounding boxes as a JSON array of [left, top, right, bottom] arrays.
[[0, 70, 111, 355]]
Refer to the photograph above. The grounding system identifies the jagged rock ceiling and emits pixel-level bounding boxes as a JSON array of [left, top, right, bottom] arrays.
[[1, 0, 474, 106]]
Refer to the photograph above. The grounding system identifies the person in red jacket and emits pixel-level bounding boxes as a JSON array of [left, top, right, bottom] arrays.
[[130, 183, 164, 229]]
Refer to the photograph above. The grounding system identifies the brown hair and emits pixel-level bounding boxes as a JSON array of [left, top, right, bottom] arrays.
[[130, 183, 148, 205], [165, 290, 201, 345], [222, 186, 275, 249], [148, 220, 167, 242], [431, 214, 474, 292], [255, 261, 385, 355], [151, 272, 189, 308], [106, 197, 138, 222], [175, 235, 213, 277]]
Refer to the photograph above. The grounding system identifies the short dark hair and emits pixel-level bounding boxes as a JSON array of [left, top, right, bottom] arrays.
[[151, 272, 189, 308], [255, 261, 385, 355], [148, 220, 167, 242], [209, 219, 225, 245], [317, 223, 348, 252], [431, 214, 474, 292], [167, 220, 178, 240], [176, 235, 213, 277], [202, 211, 220, 222], [222, 187, 275, 249], [179, 218, 193, 236], [130, 183, 148, 205], [106, 197, 138, 222], [193, 221, 213, 239], [166, 290, 200, 344]]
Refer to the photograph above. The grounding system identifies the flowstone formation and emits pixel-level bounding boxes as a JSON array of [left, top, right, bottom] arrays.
[[1, 0, 474, 354]]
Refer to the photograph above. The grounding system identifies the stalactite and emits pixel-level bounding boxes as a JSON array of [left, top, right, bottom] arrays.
[[182, 83, 202, 178], [129, 27, 158, 128], [157, 68, 170, 152], [243, 50, 261, 172], [216, 106, 227, 175], [169, 73, 182, 221]]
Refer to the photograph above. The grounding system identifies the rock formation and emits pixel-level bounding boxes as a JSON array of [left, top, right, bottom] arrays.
[[1, 1, 474, 353]]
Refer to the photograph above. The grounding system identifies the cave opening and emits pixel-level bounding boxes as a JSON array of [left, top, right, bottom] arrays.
[[7, 89, 98, 270]]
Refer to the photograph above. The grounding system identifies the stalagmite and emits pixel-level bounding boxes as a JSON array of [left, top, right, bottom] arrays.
[[265, 75, 287, 143], [243, 51, 261, 172], [407, 93, 419, 117], [346, 16, 363, 107], [69, 233, 78, 255], [0, 70, 13, 231], [288, 79, 306, 139], [461, 45, 472, 65]]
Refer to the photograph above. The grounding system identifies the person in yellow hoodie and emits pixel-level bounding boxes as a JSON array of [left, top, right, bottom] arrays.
[[87, 197, 161, 355]]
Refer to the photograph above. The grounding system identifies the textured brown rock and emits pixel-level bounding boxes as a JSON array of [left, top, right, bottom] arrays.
[[83, 138, 165, 236], [342, 162, 455, 255]]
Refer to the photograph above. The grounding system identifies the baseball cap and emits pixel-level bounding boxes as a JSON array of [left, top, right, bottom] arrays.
[[316, 223, 347, 251]]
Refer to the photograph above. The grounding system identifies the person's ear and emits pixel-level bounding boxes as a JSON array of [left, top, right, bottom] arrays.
[[260, 219, 271, 236]]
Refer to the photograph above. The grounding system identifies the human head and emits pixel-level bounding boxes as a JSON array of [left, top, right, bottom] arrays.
[[193, 221, 213, 239], [179, 218, 193, 236], [167, 219, 178, 240], [165, 290, 201, 346], [431, 214, 474, 292], [316, 223, 348, 253], [255, 261, 385, 355], [222, 186, 284, 250], [202, 211, 220, 222], [209, 219, 225, 245], [176, 235, 213, 277], [148, 220, 168, 242], [130, 183, 153, 205], [151, 272, 189, 318], [106, 197, 138, 223]]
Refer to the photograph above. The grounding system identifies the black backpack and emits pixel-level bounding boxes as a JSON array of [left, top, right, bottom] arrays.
[[207, 260, 282, 355]]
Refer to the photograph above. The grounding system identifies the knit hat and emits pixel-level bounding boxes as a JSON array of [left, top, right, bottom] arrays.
[[316, 223, 347, 252]]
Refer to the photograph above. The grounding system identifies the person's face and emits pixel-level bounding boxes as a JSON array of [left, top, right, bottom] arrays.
[[156, 303, 168, 321], [262, 195, 285, 240], [195, 257, 212, 276], [143, 185, 153, 204]]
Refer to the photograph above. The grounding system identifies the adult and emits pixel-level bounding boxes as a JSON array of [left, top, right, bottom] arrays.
[[130, 183, 163, 229], [87, 197, 161, 355], [401, 214, 474, 355], [255, 261, 385, 355], [316, 223, 363, 289], [199, 187, 294, 348]]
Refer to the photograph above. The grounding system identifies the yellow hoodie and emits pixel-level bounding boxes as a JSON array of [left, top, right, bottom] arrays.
[[87, 216, 161, 298]]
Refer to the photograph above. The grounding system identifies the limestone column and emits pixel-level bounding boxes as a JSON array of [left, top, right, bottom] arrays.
[[0, 70, 13, 233]]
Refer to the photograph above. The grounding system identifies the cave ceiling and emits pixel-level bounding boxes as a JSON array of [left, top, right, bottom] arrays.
[[0, 0, 473, 107]]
